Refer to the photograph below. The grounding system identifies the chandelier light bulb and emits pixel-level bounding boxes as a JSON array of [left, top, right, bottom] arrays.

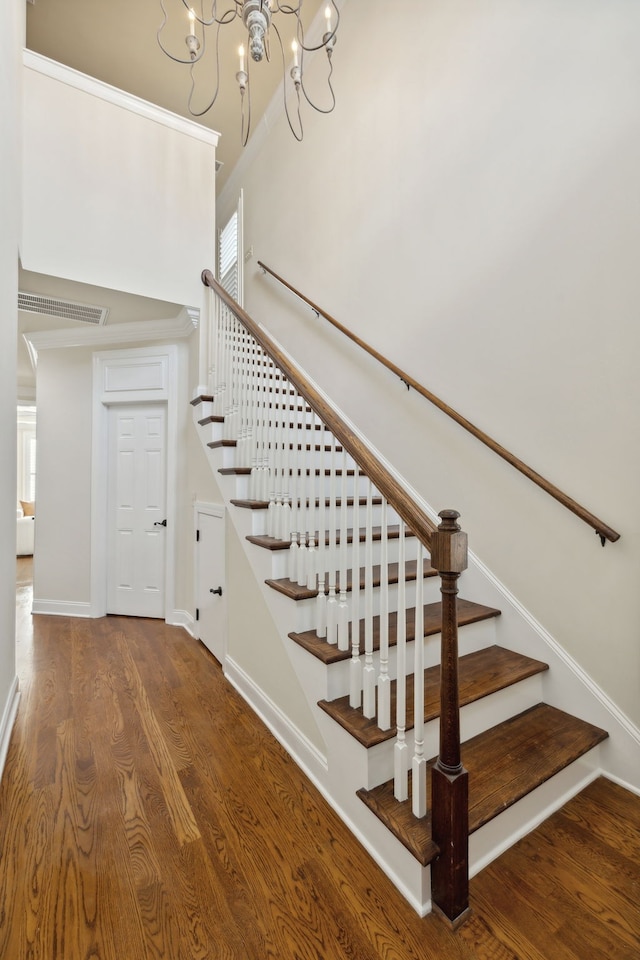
[[239, 44, 245, 73], [325, 5, 332, 33], [291, 39, 299, 68], [188, 8, 196, 35]]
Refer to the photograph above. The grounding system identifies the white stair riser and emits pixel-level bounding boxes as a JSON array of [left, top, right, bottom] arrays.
[[366, 674, 545, 789], [264, 535, 427, 580], [283, 576, 442, 634], [322, 618, 500, 701], [468, 747, 604, 879]]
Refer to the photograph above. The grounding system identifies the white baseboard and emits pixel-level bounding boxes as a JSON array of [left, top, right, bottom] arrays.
[[0, 677, 20, 783], [225, 656, 328, 782], [31, 598, 93, 617], [168, 609, 195, 635]]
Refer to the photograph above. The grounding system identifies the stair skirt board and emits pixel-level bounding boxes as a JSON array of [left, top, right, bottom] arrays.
[[191, 394, 638, 914]]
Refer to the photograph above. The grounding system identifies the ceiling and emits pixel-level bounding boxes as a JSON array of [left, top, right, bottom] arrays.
[[21, 0, 324, 396]]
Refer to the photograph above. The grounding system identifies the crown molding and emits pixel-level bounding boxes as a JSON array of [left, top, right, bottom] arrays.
[[23, 49, 220, 148], [23, 308, 199, 367]]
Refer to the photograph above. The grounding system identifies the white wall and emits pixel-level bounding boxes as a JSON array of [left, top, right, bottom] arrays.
[[220, 0, 640, 726], [0, 0, 22, 774], [22, 52, 217, 308]]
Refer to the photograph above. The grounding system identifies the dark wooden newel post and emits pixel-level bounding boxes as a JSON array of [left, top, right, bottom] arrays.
[[430, 509, 471, 928]]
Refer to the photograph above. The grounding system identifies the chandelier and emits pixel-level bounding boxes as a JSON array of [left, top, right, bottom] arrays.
[[157, 1, 339, 145]]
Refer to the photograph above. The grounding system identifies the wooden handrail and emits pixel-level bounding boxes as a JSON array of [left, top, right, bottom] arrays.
[[202, 270, 437, 550], [257, 260, 620, 546]]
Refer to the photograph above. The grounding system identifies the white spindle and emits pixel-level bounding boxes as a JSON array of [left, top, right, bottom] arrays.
[[315, 426, 327, 637], [325, 434, 338, 644], [412, 540, 427, 818], [377, 498, 391, 730], [306, 414, 317, 589], [362, 478, 376, 718], [394, 522, 409, 802], [296, 393, 308, 586], [349, 466, 361, 708], [337, 449, 349, 651]]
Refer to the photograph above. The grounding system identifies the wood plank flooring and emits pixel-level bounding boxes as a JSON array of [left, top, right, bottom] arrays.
[[1, 558, 639, 959]]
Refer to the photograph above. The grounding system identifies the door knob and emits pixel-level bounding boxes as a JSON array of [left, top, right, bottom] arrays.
[[154, 519, 167, 527], [210, 586, 223, 596]]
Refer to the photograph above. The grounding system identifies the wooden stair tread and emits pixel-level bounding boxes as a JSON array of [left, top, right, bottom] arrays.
[[319, 646, 549, 747], [231, 496, 384, 512], [218, 467, 252, 476], [247, 524, 416, 552], [290, 598, 501, 665], [208, 439, 237, 449], [266, 559, 437, 601], [198, 414, 224, 425], [190, 394, 213, 406], [357, 703, 609, 866]]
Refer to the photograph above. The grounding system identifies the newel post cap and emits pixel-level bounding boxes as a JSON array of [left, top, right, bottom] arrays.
[[430, 509, 468, 574]]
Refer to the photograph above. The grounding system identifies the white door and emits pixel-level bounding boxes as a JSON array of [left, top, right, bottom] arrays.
[[195, 506, 226, 661], [107, 403, 167, 618]]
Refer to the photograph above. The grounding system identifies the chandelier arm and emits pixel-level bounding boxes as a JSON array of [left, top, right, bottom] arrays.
[[271, 21, 304, 141], [299, 52, 336, 115], [239, 78, 252, 147], [296, 0, 340, 54], [186, 21, 226, 116], [176, 0, 240, 28], [157, 0, 203, 65]]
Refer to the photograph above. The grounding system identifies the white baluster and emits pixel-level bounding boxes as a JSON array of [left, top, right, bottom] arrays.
[[306, 412, 317, 590], [296, 393, 308, 586], [394, 523, 409, 802], [377, 498, 391, 730], [412, 540, 427, 818], [337, 449, 349, 651], [315, 425, 327, 637], [325, 434, 338, 644], [280, 392, 292, 543], [362, 478, 376, 718], [349, 469, 362, 707]]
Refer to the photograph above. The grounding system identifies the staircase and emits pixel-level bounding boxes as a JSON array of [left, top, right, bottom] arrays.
[[191, 275, 611, 919]]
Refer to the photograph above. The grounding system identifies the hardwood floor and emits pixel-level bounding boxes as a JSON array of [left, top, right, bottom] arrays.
[[1, 560, 639, 959]]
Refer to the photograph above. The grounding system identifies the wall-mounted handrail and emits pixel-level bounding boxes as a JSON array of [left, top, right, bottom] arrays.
[[202, 269, 437, 550], [257, 260, 620, 546]]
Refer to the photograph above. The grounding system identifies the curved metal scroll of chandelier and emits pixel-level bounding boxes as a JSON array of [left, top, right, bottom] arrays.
[[157, 1, 339, 145]]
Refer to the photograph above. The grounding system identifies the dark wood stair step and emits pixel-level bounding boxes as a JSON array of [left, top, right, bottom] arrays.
[[198, 414, 225, 426], [289, 598, 501, 665], [231, 496, 383, 512], [357, 703, 608, 866], [318, 645, 548, 747], [247, 524, 416, 553], [266, 558, 437, 601], [208, 439, 237, 449], [190, 394, 213, 406]]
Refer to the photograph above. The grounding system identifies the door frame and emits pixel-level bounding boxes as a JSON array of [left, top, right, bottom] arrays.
[[91, 344, 179, 619]]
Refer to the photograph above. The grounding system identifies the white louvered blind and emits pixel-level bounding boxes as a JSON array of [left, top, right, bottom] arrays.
[[218, 190, 244, 307]]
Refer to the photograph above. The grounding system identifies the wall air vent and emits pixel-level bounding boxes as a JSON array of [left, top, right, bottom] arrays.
[[18, 292, 109, 325]]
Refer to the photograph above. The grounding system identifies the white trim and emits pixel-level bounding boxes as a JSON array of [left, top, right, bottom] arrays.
[[224, 654, 429, 916], [23, 308, 198, 365], [468, 549, 640, 748], [225, 656, 328, 780], [0, 678, 20, 783], [169, 610, 196, 635], [31, 599, 93, 617], [23, 49, 219, 147]]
